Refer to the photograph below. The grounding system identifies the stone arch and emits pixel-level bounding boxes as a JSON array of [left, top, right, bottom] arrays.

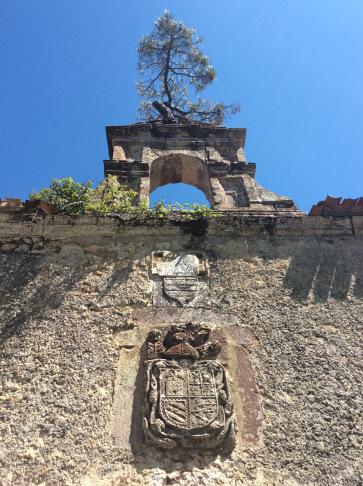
[[104, 124, 297, 212], [149, 153, 212, 204]]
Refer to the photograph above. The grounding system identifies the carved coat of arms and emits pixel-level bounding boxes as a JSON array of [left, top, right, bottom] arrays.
[[151, 252, 210, 307], [143, 323, 236, 450]]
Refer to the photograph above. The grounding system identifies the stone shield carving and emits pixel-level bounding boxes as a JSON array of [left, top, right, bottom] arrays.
[[162, 276, 199, 305], [151, 252, 210, 307], [143, 323, 236, 450]]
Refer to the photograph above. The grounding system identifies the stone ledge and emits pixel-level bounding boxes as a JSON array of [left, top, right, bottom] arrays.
[[106, 123, 247, 158], [0, 212, 361, 243]]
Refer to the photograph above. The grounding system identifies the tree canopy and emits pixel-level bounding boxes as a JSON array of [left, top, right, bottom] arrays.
[[137, 11, 239, 125]]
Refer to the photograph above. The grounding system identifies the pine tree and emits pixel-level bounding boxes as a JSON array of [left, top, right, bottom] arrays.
[[137, 11, 239, 125]]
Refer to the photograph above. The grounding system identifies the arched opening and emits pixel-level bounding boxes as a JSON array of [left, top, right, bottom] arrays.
[[149, 154, 212, 207], [150, 183, 210, 207]]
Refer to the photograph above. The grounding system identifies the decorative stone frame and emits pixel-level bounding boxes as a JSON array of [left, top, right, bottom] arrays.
[[104, 123, 297, 212]]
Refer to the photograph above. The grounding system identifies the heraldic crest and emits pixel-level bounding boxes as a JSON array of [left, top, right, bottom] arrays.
[[143, 323, 236, 450]]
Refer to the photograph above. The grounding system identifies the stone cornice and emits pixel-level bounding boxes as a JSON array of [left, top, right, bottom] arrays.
[[105, 123, 246, 159], [0, 212, 361, 243]]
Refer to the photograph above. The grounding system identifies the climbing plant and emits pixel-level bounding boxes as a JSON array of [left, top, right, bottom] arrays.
[[29, 177, 93, 214], [29, 176, 218, 220]]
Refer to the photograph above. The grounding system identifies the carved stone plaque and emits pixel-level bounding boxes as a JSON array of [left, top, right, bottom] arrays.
[[151, 252, 210, 307], [163, 276, 199, 305], [143, 323, 236, 450]]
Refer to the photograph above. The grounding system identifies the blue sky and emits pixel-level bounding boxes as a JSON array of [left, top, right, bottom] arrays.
[[0, 0, 362, 212]]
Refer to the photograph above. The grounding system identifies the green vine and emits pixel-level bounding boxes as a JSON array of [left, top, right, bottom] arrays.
[[29, 177, 93, 214], [29, 176, 219, 220]]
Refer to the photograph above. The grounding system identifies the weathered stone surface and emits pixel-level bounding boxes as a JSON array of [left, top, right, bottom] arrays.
[[104, 123, 298, 212], [151, 251, 210, 307], [0, 242, 17, 252], [112, 144, 126, 160], [0, 214, 362, 485], [143, 323, 236, 450], [275, 215, 354, 237], [1, 212, 358, 243], [352, 216, 363, 236]]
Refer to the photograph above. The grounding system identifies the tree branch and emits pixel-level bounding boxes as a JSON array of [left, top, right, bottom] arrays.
[[163, 37, 173, 104], [143, 68, 164, 92]]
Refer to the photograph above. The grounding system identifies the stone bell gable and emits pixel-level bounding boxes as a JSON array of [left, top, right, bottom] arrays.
[[104, 123, 298, 213]]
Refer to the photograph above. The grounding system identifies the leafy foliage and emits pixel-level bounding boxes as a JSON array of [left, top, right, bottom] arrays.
[[86, 176, 147, 215], [151, 201, 217, 220], [29, 176, 218, 220], [30, 176, 143, 215], [137, 11, 239, 125], [29, 177, 93, 214]]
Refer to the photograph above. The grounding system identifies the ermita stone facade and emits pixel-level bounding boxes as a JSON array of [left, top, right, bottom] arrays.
[[0, 124, 362, 485]]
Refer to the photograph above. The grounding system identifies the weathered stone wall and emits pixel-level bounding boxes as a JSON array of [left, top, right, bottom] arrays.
[[103, 123, 296, 211], [0, 212, 362, 485]]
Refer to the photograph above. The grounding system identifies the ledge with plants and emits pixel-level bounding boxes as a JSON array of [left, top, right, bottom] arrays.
[[25, 176, 219, 221]]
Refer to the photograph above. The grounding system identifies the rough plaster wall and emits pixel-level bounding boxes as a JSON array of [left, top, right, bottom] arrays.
[[0, 224, 362, 486]]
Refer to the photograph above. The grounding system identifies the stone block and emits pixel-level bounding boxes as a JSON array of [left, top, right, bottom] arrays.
[[352, 216, 363, 236]]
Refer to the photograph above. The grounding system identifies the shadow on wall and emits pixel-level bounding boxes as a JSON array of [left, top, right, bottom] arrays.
[[0, 251, 133, 346], [283, 240, 363, 302], [0, 252, 93, 346]]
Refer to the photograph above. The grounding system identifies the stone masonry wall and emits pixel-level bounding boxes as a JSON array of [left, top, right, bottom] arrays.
[[0, 212, 362, 485]]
